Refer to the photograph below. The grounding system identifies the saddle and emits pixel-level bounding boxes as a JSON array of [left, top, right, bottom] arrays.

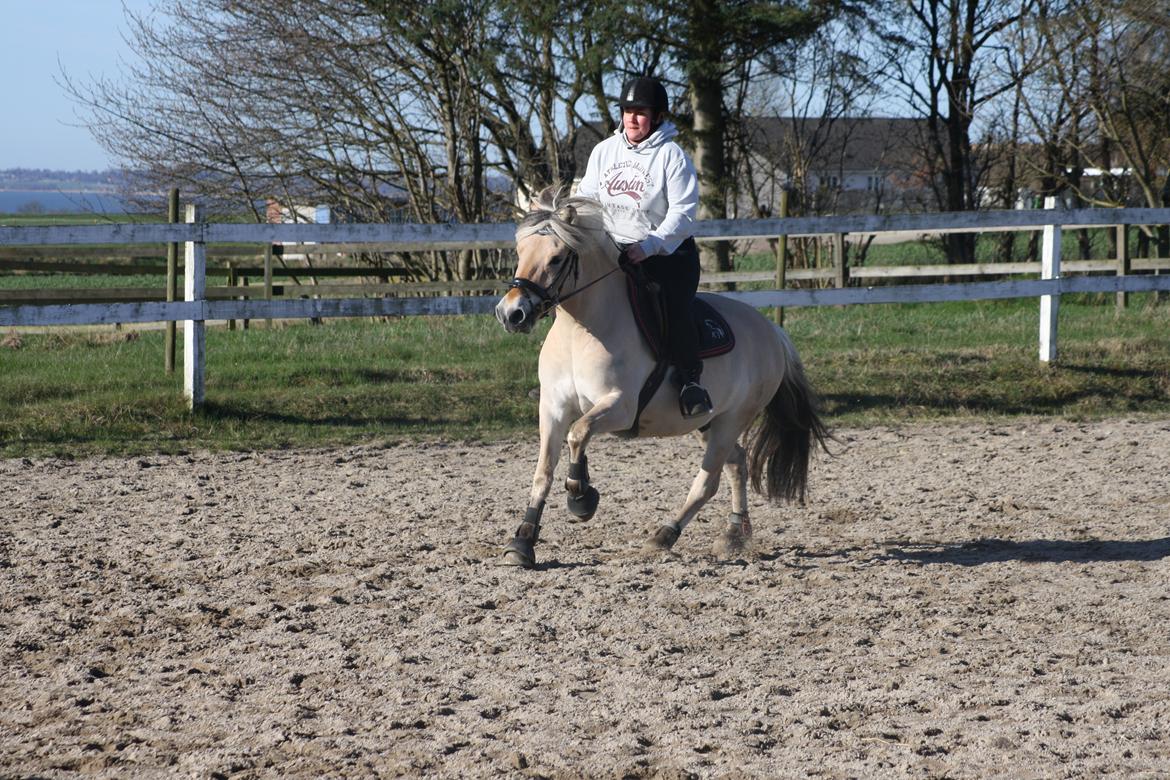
[[616, 262, 735, 437]]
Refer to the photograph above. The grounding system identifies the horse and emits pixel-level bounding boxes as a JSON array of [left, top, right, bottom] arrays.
[[493, 188, 829, 568]]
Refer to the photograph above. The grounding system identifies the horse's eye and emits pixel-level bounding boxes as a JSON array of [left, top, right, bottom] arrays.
[[549, 253, 566, 266]]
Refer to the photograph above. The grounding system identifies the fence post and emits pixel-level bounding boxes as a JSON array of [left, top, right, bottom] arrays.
[[1159, 223, 1169, 304], [242, 273, 250, 330], [1116, 223, 1130, 310], [773, 189, 789, 327], [834, 232, 849, 293], [184, 204, 206, 409], [1039, 196, 1061, 363], [227, 262, 237, 331], [165, 188, 179, 374], [264, 243, 274, 327]]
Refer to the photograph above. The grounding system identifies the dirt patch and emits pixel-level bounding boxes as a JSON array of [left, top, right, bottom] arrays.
[[2, 418, 1169, 777]]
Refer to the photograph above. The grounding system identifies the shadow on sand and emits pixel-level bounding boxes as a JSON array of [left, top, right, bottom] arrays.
[[880, 537, 1170, 566]]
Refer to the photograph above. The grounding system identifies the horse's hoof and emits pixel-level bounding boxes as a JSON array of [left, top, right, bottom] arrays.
[[501, 537, 536, 568], [644, 524, 680, 551], [567, 485, 600, 520]]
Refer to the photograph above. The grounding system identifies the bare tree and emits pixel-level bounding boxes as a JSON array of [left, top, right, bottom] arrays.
[[65, 0, 624, 280], [1015, 0, 1169, 262], [1028, 1, 1170, 205], [727, 19, 906, 270], [741, 17, 897, 214], [67, 0, 867, 285], [876, 0, 1041, 264], [618, 0, 838, 274]]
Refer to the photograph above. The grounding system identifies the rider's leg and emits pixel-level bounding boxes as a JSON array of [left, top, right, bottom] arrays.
[[642, 239, 712, 417]]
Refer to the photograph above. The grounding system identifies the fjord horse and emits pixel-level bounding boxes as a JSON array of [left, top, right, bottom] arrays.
[[494, 190, 828, 567]]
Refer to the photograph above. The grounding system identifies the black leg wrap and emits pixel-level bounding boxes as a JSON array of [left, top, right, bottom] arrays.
[[729, 511, 752, 538], [514, 521, 539, 543], [567, 455, 589, 483], [522, 504, 544, 529], [565, 456, 599, 520]]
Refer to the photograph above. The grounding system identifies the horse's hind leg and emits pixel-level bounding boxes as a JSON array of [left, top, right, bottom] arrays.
[[644, 423, 739, 552], [711, 442, 752, 558]]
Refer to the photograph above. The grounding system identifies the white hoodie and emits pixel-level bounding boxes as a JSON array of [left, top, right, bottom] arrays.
[[575, 120, 698, 257]]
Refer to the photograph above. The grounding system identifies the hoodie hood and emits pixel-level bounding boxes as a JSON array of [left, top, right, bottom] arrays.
[[618, 120, 680, 151]]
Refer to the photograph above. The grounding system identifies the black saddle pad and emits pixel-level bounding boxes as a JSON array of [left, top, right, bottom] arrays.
[[625, 272, 735, 362]]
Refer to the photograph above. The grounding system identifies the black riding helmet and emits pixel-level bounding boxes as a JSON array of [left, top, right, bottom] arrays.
[[618, 76, 669, 116]]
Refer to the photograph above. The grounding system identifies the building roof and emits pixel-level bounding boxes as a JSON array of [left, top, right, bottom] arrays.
[[571, 116, 928, 178], [743, 116, 927, 173]]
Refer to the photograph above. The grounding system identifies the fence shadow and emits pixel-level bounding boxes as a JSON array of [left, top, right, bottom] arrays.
[[1062, 362, 1166, 381], [821, 372, 1168, 417], [880, 536, 1170, 566], [198, 400, 447, 430]]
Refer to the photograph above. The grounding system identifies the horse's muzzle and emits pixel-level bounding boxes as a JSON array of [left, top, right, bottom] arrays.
[[495, 290, 536, 334]]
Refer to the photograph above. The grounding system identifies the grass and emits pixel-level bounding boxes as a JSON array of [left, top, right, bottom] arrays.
[[0, 212, 161, 227], [736, 226, 1135, 271], [781, 295, 1170, 425], [2, 296, 1169, 457], [3, 213, 1167, 455], [0, 273, 167, 290], [0, 315, 544, 456]]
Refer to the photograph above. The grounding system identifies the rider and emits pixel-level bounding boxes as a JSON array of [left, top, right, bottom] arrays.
[[575, 75, 713, 418]]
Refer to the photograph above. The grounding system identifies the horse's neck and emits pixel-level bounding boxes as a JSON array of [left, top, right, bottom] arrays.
[[557, 255, 635, 341]]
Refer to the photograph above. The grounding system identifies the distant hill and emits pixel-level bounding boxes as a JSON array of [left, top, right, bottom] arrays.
[[0, 168, 126, 192]]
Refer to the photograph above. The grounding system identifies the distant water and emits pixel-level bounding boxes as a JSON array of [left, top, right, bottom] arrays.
[[0, 189, 133, 215]]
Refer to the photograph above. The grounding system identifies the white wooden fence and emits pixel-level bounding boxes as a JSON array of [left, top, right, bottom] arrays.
[[3, 203, 1170, 409]]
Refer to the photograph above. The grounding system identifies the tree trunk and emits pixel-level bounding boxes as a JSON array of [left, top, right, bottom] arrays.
[[687, 0, 730, 276], [944, 93, 975, 266]]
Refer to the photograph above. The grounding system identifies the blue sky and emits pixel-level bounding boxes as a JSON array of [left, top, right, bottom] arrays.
[[0, 1, 154, 170]]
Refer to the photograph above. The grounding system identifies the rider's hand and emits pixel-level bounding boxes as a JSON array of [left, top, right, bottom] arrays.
[[625, 243, 647, 264]]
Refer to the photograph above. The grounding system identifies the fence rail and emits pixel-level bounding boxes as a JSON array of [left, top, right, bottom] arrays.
[[3, 203, 1170, 408], [5, 205, 1170, 247]]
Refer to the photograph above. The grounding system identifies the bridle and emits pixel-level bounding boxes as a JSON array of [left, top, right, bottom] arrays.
[[505, 226, 627, 320]]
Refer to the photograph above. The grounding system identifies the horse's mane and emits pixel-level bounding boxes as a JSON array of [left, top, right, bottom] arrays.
[[516, 187, 607, 257]]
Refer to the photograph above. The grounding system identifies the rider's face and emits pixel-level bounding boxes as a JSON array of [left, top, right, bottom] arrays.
[[622, 107, 655, 143]]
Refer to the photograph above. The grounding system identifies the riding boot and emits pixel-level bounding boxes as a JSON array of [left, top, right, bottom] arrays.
[[678, 363, 714, 418]]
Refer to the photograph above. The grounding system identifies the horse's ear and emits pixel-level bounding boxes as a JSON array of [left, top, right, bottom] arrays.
[[531, 185, 560, 212], [556, 205, 576, 225]]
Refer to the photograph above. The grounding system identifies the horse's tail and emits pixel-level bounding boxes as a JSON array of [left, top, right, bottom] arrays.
[[746, 337, 831, 503]]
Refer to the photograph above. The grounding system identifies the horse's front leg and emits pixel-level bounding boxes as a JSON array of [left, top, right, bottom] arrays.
[[502, 401, 572, 569], [564, 390, 634, 520]]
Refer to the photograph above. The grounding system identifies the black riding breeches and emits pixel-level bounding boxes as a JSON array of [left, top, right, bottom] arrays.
[[640, 237, 701, 373]]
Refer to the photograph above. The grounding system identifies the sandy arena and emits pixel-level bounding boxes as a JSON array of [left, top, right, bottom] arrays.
[[2, 417, 1169, 778]]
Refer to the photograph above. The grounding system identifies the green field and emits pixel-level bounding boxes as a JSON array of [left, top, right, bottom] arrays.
[[3, 213, 1167, 456], [0, 212, 161, 227], [2, 295, 1168, 457]]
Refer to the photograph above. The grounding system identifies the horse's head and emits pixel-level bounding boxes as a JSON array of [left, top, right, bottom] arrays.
[[495, 187, 610, 334]]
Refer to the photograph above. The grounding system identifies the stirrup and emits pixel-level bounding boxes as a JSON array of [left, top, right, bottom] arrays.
[[679, 381, 713, 418]]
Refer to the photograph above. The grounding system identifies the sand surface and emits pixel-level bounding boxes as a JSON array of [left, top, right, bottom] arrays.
[[2, 418, 1169, 778]]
